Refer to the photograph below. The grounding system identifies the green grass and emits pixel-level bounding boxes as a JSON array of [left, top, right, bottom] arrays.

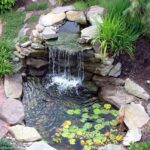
[[1, 11, 25, 41], [26, 2, 48, 11], [27, 16, 39, 24], [0, 139, 13, 150], [73, 1, 88, 10], [18, 35, 29, 44], [129, 142, 150, 150]]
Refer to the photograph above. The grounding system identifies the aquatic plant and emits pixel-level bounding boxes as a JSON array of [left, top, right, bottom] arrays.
[[52, 103, 123, 150]]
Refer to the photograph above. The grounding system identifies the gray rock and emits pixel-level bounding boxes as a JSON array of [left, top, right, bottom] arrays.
[[31, 43, 45, 50], [66, 11, 87, 25], [0, 98, 24, 125], [99, 86, 136, 108], [87, 5, 104, 25], [109, 62, 122, 77], [83, 81, 98, 94], [80, 25, 97, 42], [26, 141, 56, 150], [98, 144, 125, 150], [147, 103, 150, 116], [35, 24, 45, 33], [119, 103, 149, 129], [125, 78, 150, 100], [18, 24, 30, 37], [0, 120, 9, 138], [42, 26, 58, 40], [123, 128, 142, 146], [9, 125, 41, 142], [28, 49, 48, 58], [39, 12, 66, 27], [49, 0, 57, 6], [21, 41, 31, 48], [17, 7, 25, 12], [52, 5, 75, 13], [4, 74, 22, 99], [27, 58, 48, 69], [28, 67, 48, 77]]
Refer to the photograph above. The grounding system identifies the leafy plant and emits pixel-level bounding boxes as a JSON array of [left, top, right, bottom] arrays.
[[0, 0, 15, 14], [129, 142, 150, 150], [0, 138, 13, 150], [27, 16, 39, 24], [73, 1, 88, 10], [26, 2, 48, 11], [0, 40, 13, 76]]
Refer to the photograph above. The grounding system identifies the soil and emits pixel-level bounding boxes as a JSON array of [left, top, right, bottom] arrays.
[[116, 37, 150, 94]]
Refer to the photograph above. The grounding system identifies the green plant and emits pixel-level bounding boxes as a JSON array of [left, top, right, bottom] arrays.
[[0, 0, 15, 14], [26, 2, 48, 11], [93, 16, 139, 60], [19, 36, 29, 44], [129, 142, 150, 150], [27, 16, 39, 24], [73, 1, 88, 10], [0, 138, 13, 150], [0, 40, 13, 76]]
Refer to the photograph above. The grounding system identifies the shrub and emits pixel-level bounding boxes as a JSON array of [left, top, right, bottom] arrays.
[[74, 1, 88, 10], [27, 16, 39, 24], [129, 142, 150, 150], [0, 138, 13, 150], [26, 2, 48, 11], [0, 40, 13, 76], [93, 16, 139, 59], [0, 0, 15, 14]]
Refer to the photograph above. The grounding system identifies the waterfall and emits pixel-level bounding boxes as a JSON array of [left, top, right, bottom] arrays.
[[48, 48, 84, 91]]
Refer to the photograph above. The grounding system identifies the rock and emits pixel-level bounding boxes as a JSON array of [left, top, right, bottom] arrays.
[[66, 11, 87, 25], [83, 81, 98, 94], [28, 67, 48, 77], [52, 5, 75, 13], [4, 74, 22, 99], [123, 128, 142, 146], [0, 19, 3, 37], [28, 49, 48, 58], [39, 12, 66, 27], [42, 27, 58, 40], [27, 58, 48, 69], [18, 24, 30, 37], [0, 120, 9, 138], [32, 30, 42, 39], [31, 43, 45, 50], [26, 141, 56, 150], [119, 103, 149, 129], [24, 12, 33, 22], [99, 86, 136, 108], [103, 57, 114, 66], [14, 51, 25, 59], [0, 98, 24, 125], [17, 7, 25, 12], [98, 144, 125, 150], [21, 41, 31, 48], [87, 5, 104, 25], [9, 125, 41, 142], [35, 24, 45, 33], [147, 103, 150, 116], [0, 79, 7, 106], [125, 78, 150, 100], [109, 62, 122, 77], [80, 25, 97, 42], [49, 0, 57, 6], [84, 72, 93, 81]]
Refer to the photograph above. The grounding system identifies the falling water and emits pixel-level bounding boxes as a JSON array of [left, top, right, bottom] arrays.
[[48, 48, 84, 91]]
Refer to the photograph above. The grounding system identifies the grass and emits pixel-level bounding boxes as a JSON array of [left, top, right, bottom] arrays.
[[0, 139, 13, 150], [73, 1, 88, 10], [27, 16, 39, 24], [26, 2, 48, 11], [129, 142, 150, 150]]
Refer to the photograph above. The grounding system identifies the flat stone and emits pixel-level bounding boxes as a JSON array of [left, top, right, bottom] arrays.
[[87, 5, 104, 25], [0, 98, 24, 125], [66, 11, 87, 25], [27, 58, 48, 69], [21, 41, 31, 48], [80, 25, 97, 42], [109, 62, 122, 77], [98, 144, 125, 150], [9, 125, 41, 142], [123, 128, 142, 146], [0, 120, 9, 138], [26, 141, 56, 150], [39, 12, 66, 27], [31, 43, 45, 50], [52, 5, 75, 13], [83, 81, 98, 94], [125, 78, 150, 100], [28, 49, 48, 58], [4, 74, 22, 99], [35, 24, 45, 33], [99, 86, 136, 108], [119, 103, 149, 129], [42, 26, 58, 40]]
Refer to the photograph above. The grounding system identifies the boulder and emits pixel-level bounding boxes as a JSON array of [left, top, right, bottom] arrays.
[[0, 79, 7, 106], [0, 98, 24, 125], [99, 86, 136, 108], [31, 43, 45, 50], [42, 26, 58, 40], [125, 78, 149, 100], [0, 120, 9, 138], [52, 5, 75, 13], [35, 24, 45, 33], [21, 41, 31, 48], [4, 74, 22, 99], [87, 5, 104, 25], [9, 125, 41, 142], [109, 62, 122, 77], [123, 128, 142, 146], [26, 141, 56, 150], [66, 11, 87, 25], [119, 103, 149, 129], [32, 30, 42, 39], [83, 81, 98, 94], [80, 25, 97, 42], [28, 49, 48, 58], [39, 12, 66, 27], [27, 58, 48, 69], [98, 144, 125, 150]]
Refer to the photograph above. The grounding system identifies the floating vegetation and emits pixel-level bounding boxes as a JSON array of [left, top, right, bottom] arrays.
[[52, 103, 123, 150]]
